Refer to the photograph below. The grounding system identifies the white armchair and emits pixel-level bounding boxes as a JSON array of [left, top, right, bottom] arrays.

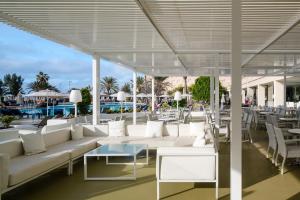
[[265, 123, 277, 163], [273, 126, 300, 174], [156, 147, 218, 200], [0, 153, 9, 198]]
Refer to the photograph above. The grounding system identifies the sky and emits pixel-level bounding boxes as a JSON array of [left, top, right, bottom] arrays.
[[0, 23, 135, 93]]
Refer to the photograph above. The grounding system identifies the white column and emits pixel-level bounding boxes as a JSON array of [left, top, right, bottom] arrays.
[[92, 55, 100, 125], [215, 69, 220, 127], [231, 0, 242, 199], [241, 90, 246, 104], [210, 76, 215, 113], [274, 80, 284, 107], [267, 85, 273, 107], [152, 76, 155, 111], [246, 87, 253, 101], [257, 84, 265, 107], [133, 72, 137, 124], [284, 74, 287, 108]]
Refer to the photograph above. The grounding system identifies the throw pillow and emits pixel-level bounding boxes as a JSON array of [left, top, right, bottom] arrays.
[[71, 124, 84, 140], [20, 132, 46, 155], [189, 122, 205, 138], [193, 136, 207, 147], [145, 121, 164, 137], [108, 120, 125, 137]]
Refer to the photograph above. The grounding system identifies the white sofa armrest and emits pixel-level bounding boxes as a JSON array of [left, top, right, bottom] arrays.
[[0, 153, 9, 191], [157, 147, 218, 181]]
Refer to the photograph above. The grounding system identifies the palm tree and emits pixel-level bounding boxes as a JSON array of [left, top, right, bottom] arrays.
[[100, 76, 119, 95], [136, 76, 144, 93], [36, 72, 49, 84], [3, 73, 24, 97], [121, 82, 131, 93], [28, 71, 59, 92], [155, 77, 170, 96], [0, 79, 8, 98], [183, 76, 188, 94]]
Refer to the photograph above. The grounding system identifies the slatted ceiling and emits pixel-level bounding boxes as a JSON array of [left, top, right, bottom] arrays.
[[1, 1, 300, 76], [265, 23, 300, 51], [139, 0, 231, 51], [0, 0, 171, 53]]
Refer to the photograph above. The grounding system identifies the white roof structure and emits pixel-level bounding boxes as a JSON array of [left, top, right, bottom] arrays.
[[24, 89, 67, 98], [0, 0, 300, 77], [0, 1, 300, 199], [110, 92, 132, 98]]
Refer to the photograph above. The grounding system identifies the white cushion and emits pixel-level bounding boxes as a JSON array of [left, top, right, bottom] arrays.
[[0, 139, 23, 158], [20, 133, 46, 155], [189, 122, 205, 138], [82, 125, 109, 137], [41, 123, 71, 134], [145, 121, 164, 138], [126, 125, 146, 137], [108, 120, 125, 137], [193, 136, 207, 147], [71, 124, 83, 140]]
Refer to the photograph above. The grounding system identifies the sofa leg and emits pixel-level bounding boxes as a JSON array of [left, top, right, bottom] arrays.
[[216, 182, 218, 199], [68, 161, 73, 176], [157, 181, 160, 200]]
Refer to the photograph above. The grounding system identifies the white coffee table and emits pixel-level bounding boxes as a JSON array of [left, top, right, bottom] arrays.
[[84, 143, 148, 181]]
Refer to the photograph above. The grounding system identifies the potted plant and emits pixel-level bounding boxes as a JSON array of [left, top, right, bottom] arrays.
[[0, 115, 15, 129]]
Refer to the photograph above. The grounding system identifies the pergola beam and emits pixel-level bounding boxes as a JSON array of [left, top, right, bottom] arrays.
[[242, 14, 300, 67], [134, 0, 188, 72]]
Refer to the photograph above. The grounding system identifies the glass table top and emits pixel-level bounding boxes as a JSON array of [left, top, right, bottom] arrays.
[[85, 144, 147, 156]]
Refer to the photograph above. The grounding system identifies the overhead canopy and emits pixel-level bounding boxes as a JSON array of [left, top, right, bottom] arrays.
[[110, 92, 132, 98], [0, 0, 300, 76], [24, 89, 68, 98]]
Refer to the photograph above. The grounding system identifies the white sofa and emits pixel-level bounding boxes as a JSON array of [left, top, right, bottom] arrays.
[[83, 123, 214, 149], [0, 122, 216, 199], [0, 126, 100, 199]]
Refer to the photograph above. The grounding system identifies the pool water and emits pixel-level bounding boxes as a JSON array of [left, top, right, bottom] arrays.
[[20, 102, 147, 116]]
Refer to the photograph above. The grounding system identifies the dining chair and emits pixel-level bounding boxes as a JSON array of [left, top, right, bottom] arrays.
[[242, 112, 253, 143], [273, 126, 300, 174], [265, 123, 277, 163]]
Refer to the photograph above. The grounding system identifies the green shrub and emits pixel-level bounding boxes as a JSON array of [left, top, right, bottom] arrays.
[[172, 99, 187, 108], [77, 88, 92, 115], [0, 115, 15, 128], [190, 76, 226, 102]]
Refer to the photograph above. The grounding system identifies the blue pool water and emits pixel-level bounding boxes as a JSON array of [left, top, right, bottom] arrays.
[[20, 102, 147, 116]]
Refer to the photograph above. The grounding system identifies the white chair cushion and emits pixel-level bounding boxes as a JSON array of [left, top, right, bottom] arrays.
[[193, 136, 207, 147], [20, 133, 46, 155], [145, 121, 164, 138], [71, 124, 84, 140], [190, 122, 205, 137], [108, 120, 125, 137]]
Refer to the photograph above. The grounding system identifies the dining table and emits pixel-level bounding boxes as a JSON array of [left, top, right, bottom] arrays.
[[288, 129, 300, 135]]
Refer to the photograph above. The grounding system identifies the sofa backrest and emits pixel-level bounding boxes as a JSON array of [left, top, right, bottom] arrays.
[[41, 123, 72, 134], [82, 125, 109, 137], [126, 124, 178, 137], [178, 123, 205, 137], [43, 128, 71, 147], [0, 129, 19, 142], [0, 139, 24, 158]]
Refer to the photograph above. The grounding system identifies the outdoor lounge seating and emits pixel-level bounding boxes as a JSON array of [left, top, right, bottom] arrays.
[[0, 126, 100, 198], [156, 147, 218, 200], [0, 121, 214, 199]]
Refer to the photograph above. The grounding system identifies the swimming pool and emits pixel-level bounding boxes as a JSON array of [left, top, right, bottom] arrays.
[[20, 102, 147, 116]]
